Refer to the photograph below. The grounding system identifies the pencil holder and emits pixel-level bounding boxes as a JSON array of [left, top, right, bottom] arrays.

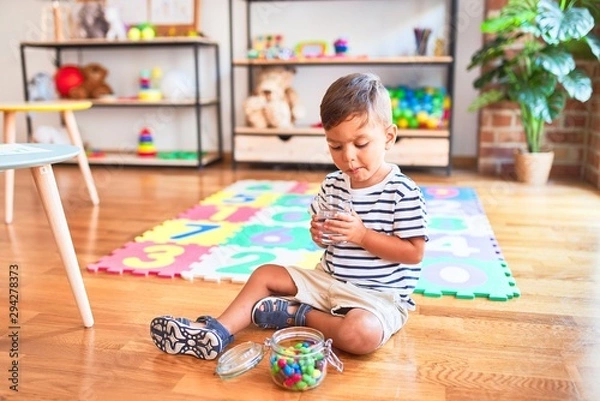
[[414, 28, 432, 56]]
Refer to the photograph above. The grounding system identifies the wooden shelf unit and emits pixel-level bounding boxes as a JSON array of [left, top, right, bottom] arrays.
[[228, 0, 458, 174], [19, 37, 224, 168]]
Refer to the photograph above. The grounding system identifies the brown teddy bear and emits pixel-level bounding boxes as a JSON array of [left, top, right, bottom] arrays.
[[243, 66, 304, 129], [68, 63, 113, 99]]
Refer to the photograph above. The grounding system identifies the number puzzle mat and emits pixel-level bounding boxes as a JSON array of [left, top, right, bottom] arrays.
[[87, 180, 520, 301]]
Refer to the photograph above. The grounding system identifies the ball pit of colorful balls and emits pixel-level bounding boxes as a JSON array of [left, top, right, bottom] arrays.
[[269, 340, 327, 391], [388, 86, 451, 129]]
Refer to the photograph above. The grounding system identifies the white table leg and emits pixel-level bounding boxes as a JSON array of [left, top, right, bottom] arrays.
[[3, 111, 16, 224], [61, 110, 99, 206], [31, 163, 94, 328]]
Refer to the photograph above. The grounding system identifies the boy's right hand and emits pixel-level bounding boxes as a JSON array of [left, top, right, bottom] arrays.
[[310, 214, 328, 247]]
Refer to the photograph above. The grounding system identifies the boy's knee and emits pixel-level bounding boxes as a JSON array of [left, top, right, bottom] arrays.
[[249, 264, 288, 282], [339, 312, 383, 354]]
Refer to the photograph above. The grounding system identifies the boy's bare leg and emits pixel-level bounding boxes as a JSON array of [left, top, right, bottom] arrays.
[[179, 263, 383, 355], [215, 264, 298, 334], [305, 308, 383, 355]]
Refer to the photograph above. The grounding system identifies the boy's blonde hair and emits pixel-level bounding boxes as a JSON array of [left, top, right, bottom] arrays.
[[320, 73, 392, 131]]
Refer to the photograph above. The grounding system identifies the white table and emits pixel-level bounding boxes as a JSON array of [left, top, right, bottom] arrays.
[[1, 143, 94, 328]]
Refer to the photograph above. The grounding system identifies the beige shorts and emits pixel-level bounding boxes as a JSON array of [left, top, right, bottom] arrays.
[[283, 264, 409, 347]]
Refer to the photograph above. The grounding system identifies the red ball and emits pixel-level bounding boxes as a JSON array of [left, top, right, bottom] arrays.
[[54, 65, 84, 97]]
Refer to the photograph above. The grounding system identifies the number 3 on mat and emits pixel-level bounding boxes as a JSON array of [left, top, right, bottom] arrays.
[[123, 244, 185, 269], [217, 251, 276, 275]]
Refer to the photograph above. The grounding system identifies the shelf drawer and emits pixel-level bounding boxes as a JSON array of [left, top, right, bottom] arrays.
[[235, 135, 331, 164], [387, 138, 449, 167]]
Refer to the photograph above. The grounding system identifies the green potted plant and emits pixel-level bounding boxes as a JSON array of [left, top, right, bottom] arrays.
[[467, 0, 599, 184]]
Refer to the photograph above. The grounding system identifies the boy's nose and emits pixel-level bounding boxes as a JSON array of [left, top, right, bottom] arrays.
[[342, 147, 356, 162]]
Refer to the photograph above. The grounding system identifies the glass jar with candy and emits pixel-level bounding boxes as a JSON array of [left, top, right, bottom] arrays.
[[215, 327, 344, 391]]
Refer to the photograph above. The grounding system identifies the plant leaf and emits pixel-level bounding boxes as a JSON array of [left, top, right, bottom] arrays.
[[472, 65, 507, 89], [467, 35, 515, 69], [559, 69, 593, 102], [583, 33, 600, 60], [468, 90, 506, 112], [537, 0, 595, 44], [536, 47, 576, 77], [514, 71, 559, 123], [546, 91, 566, 121], [481, 0, 537, 34]]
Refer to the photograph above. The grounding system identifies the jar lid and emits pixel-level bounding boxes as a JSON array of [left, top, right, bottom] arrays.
[[215, 341, 265, 379]]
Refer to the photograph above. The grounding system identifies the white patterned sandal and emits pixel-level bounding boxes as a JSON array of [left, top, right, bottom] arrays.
[[150, 315, 233, 360]]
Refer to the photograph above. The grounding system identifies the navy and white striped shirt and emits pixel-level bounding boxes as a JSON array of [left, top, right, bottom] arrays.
[[310, 164, 428, 310]]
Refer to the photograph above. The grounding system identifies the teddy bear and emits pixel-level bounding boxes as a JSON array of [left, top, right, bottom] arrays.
[[243, 66, 305, 129], [68, 63, 113, 99]]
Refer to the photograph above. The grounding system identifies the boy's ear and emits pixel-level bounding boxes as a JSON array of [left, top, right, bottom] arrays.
[[385, 124, 397, 150]]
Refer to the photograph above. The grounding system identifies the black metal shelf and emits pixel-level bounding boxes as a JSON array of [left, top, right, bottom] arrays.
[[19, 38, 224, 168]]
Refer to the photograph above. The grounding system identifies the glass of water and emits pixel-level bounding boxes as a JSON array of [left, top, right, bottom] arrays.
[[315, 194, 352, 245]]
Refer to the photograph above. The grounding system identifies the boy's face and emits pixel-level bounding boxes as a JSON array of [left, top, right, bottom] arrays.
[[325, 115, 397, 189]]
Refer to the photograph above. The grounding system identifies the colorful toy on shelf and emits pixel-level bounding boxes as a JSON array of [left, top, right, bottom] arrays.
[[127, 23, 155, 41], [104, 6, 126, 41], [248, 34, 294, 60], [157, 151, 199, 160], [138, 67, 163, 101], [54, 65, 84, 97], [333, 37, 349, 55], [28, 72, 56, 101], [137, 127, 157, 157], [55, 63, 113, 100], [86, 148, 106, 158], [388, 86, 451, 129], [295, 41, 328, 58]]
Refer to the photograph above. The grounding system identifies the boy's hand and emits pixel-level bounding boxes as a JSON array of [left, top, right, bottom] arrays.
[[310, 214, 328, 247], [313, 211, 367, 245]]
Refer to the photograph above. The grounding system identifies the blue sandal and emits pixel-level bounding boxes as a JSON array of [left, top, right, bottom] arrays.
[[150, 315, 233, 360], [251, 297, 313, 329]]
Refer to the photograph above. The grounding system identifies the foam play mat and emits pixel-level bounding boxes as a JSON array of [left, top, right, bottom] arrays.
[[87, 180, 520, 301]]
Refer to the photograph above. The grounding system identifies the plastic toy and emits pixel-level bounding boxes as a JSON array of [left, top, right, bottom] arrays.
[[86, 148, 106, 158], [33, 125, 70, 145], [388, 86, 451, 129], [333, 38, 349, 55], [127, 26, 141, 40], [248, 34, 294, 60], [295, 41, 328, 58], [28, 72, 55, 101], [104, 6, 126, 41], [141, 25, 156, 40], [160, 70, 194, 100], [54, 65, 84, 97], [137, 127, 157, 157], [127, 23, 155, 41], [138, 67, 162, 101]]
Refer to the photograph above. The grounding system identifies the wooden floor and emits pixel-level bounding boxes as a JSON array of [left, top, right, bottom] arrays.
[[0, 162, 599, 401]]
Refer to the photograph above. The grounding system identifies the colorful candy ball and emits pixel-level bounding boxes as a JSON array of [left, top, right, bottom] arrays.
[[388, 86, 451, 129], [269, 340, 327, 391]]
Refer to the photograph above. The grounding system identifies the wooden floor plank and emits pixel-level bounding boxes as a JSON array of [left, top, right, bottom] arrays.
[[0, 164, 599, 400]]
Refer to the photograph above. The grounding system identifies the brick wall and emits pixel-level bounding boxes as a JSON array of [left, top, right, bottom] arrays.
[[583, 56, 600, 188], [478, 0, 599, 188]]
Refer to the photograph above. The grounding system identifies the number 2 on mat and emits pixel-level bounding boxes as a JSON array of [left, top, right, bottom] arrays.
[[217, 251, 276, 275]]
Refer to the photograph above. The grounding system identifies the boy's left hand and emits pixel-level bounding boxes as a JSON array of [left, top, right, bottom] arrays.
[[324, 210, 367, 245]]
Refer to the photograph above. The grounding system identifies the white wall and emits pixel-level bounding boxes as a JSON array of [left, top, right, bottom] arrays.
[[0, 0, 482, 157]]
